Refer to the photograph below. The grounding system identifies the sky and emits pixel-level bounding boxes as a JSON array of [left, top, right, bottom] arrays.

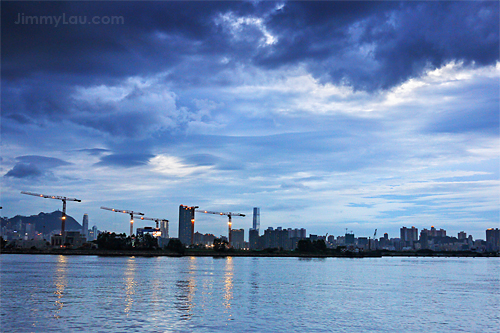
[[1, 1, 499, 240]]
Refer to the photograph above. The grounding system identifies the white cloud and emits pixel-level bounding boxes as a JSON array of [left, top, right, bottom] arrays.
[[149, 155, 213, 177], [215, 12, 277, 46]]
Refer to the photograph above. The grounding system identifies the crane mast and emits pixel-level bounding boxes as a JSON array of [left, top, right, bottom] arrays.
[[100, 206, 144, 236], [21, 191, 81, 241], [369, 229, 378, 250], [196, 210, 245, 244]]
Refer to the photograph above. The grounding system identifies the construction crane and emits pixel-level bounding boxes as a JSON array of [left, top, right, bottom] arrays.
[[196, 210, 245, 244], [100, 207, 144, 236], [21, 191, 81, 238], [139, 216, 169, 238], [369, 229, 377, 250]]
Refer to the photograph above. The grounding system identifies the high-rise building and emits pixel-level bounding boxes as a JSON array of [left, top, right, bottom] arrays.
[[400, 226, 418, 243], [193, 232, 216, 246], [486, 228, 500, 251], [231, 229, 245, 249], [252, 207, 260, 231], [91, 225, 98, 241], [423, 226, 446, 237], [262, 227, 290, 250], [25, 223, 35, 240], [159, 220, 169, 239], [458, 231, 467, 240], [249, 228, 259, 250], [82, 214, 89, 240], [179, 205, 197, 245], [287, 228, 307, 239], [345, 232, 355, 245]]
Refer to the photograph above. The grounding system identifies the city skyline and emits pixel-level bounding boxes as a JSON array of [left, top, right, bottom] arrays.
[[2, 2, 499, 240], [1, 207, 496, 245]]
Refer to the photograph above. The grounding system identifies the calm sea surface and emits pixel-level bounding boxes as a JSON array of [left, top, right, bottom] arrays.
[[1, 255, 499, 333]]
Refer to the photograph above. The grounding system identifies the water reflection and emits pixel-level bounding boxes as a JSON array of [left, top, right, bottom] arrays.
[[53, 255, 68, 319], [124, 257, 137, 316], [175, 257, 197, 320], [223, 257, 234, 321], [248, 258, 260, 317]]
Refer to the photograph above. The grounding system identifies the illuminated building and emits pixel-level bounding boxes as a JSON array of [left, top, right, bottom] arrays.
[[51, 231, 85, 247], [25, 223, 35, 240], [179, 205, 197, 245], [136, 227, 161, 238]]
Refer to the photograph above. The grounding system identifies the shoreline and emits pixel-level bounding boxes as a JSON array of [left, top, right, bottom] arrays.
[[1, 248, 498, 258]]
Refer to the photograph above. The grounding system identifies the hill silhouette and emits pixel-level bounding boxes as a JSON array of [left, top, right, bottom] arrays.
[[0, 211, 82, 234]]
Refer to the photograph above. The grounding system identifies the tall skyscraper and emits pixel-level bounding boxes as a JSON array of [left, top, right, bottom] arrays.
[[252, 207, 260, 231], [82, 214, 89, 240], [179, 205, 197, 245]]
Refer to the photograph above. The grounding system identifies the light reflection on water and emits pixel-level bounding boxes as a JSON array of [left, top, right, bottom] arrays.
[[223, 256, 233, 313], [1, 255, 499, 333], [53, 255, 67, 319], [174, 256, 197, 321], [123, 257, 136, 316]]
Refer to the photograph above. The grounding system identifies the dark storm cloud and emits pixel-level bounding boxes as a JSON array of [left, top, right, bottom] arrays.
[[3, 1, 497, 89], [4, 155, 69, 179], [1, 1, 259, 81], [261, 1, 499, 90], [2, 77, 74, 120], [4, 163, 43, 179], [95, 153, 155, 168], [2, 0, 498, 144]]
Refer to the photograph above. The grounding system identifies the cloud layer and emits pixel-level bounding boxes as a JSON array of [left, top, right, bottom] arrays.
[[1, 1, 498, 239]]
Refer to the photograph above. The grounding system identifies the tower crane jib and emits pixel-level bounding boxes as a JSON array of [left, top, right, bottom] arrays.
[[100, 206, 144, 236], [196, 210, 245, 244], [21, 191, 81, 239]]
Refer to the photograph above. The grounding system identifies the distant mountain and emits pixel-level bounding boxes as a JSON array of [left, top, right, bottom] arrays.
[[0, 211, 82, 234]]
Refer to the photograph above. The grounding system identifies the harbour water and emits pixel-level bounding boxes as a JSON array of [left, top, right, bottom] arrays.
[[1, 255, 499, 332]]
